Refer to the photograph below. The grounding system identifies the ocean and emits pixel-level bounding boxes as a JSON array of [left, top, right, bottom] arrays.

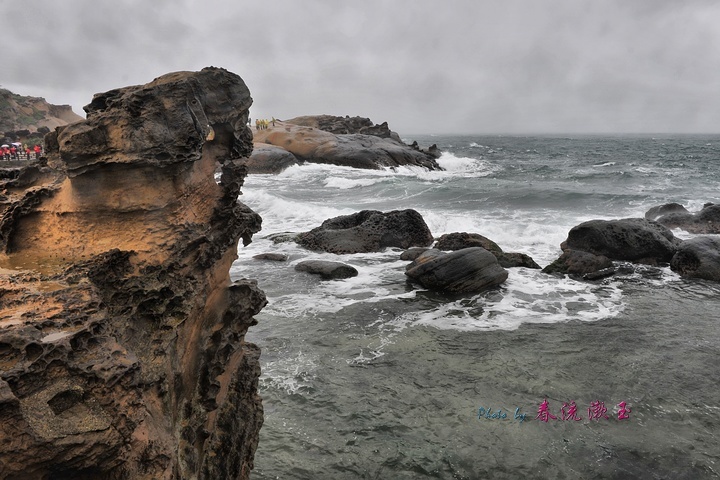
[[230, 134, 720, 479]]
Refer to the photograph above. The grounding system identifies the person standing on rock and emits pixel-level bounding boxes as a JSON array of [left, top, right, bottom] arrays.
[[272, 117, 276, 127]]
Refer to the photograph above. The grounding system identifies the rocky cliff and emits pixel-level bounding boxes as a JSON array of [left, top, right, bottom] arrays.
[[0, 68, 265, 479], [1, 89, 83, 144]]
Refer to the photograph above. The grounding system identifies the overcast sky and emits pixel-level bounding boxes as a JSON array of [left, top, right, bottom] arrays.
[[3, 0, 720, 134]]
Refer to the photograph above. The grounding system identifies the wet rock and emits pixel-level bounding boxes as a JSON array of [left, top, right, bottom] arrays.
[[564, 218, 680, 264], [400, 247, 429, 261], [295, 260, 358, 280], [0, 68, 264, 479], [296, 209, 434, 254], [670, 236, 720, 281], [654, 204, 720, 234], [243, 143, 300, 174], [645, 202, 690, 221], [582, 267, 617, 281], [542, 249, 614, 275], [405, 247, 508, 294], [497, 252, 541, 269], [434, 232, 540, 269]]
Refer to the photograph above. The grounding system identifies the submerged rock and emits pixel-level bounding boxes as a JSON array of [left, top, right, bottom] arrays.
[[670, 236, 720, 282], [405, 247, 508, 294], [564, 218, 680, 264], [253, 252, 289, 262], [295, 260, 358, 279], [0, 68, 264, 479], [296, 209, 434, 254]]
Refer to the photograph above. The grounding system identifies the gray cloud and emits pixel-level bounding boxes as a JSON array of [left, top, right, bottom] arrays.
[[3, 0, 719, 134]]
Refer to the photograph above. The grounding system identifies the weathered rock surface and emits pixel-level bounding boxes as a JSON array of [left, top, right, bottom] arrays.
[[670, 236, 720, 281], [295, 260, 358, 280], [405, 247, 508, 294], [249, 120, 441, 173], [542, 249, 614, 275], [296, 209, 434, 254], [434, 232, 540, 269], [564, 218, 680, 264], [283, 115, 401, 140], [0, 68, 265, 479], [651, 203, 720, 234]]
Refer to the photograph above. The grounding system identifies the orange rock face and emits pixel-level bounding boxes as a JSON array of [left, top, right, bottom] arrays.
[[0, 67, 265, 479]]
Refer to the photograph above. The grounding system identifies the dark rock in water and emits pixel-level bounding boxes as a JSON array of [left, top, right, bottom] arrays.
[[296, 209, 434, 254], [436, 232, 502, 255], [405, 247, 508, 294], [400, 247, 429, 261], [645, 202, 690, 221], [435, 232, 540, 269], [670, 236, 720, 281], [243, 143, 299, 174], [295, 260, 358, 279], [654, 204, 720, 234], [497, 252, 541, 269], [564, 218, 680, 264], [253, 253, 289, 262], [543, 249, 614, 275], [582, 267, 617, 281]]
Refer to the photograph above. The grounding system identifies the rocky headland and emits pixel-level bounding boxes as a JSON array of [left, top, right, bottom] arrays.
[[244, 115, 441, 173], [1, 88, 83, 149], [0, 68, 265, 479]]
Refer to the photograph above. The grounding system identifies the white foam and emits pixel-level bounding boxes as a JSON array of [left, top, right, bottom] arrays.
[[323, 177, 383, 189], [391, 270, 625, 332]]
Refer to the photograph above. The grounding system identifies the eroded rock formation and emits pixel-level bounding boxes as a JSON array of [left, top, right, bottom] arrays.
[[0, 68, 265, 479]]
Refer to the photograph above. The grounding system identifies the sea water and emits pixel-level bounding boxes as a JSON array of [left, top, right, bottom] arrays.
[[230, 135, 720, 479]]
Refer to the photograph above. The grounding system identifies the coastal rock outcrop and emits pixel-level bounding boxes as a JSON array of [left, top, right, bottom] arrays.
[[283, 115, 401, 140], [296, 209, 434, 254], [434, 232, 540, 269], [0, 68, 265, 479], [405, 247, 509, 294], [563, 218, 680, 264], [670, 236, 720, 282], [248, 119, 441, 173], [647, 203, 720, 234]]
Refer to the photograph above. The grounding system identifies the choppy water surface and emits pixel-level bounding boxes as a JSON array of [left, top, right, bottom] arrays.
[[231, 135, 720, 479]]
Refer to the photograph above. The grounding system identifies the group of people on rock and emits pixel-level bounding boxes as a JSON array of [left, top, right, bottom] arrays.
[[1, 144, 43, 161], [254, 117, 276, 130]]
